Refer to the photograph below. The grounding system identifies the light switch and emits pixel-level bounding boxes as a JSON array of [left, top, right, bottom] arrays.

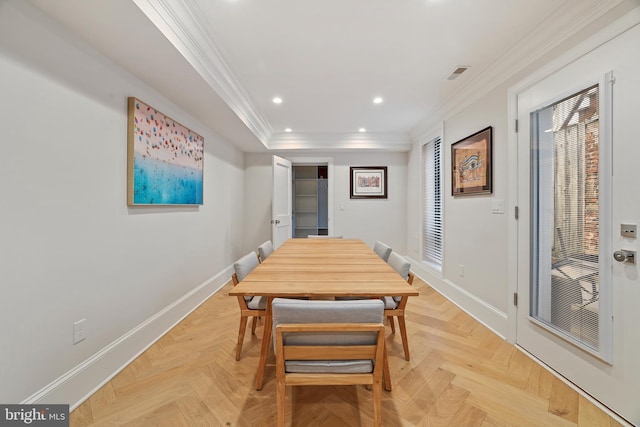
[[491, 199, 505, 214]]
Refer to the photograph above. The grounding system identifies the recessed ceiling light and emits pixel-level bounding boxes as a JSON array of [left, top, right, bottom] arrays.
[[285, 128, 292, 133], [373, 97, 383, 104], [272, 97, 283, 104], [358, 128, 366, 133]]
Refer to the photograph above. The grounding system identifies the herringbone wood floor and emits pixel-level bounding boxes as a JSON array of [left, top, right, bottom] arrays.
[[70, 278, 623, 426]]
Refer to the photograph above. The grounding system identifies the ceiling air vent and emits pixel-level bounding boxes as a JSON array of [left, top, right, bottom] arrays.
[[447, 66, 470, 80]]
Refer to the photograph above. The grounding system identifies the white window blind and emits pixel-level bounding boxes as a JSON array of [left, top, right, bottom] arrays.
[[423, 137, 442, 268], [531, 85, 601, 350]]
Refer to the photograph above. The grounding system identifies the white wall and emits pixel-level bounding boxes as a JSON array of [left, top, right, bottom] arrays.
[[403, 8, 640, 423], [244, 151, 408, 254], [406, 89, 511, 336], [405, 0, 640, 340], [0, 1, 244, 406], [244, 153, 273, 255], [442, 88, 510, 313]]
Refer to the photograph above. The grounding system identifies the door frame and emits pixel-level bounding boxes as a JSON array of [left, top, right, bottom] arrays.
[[286, 156, 335, 236], [514, 75, 614, 361]]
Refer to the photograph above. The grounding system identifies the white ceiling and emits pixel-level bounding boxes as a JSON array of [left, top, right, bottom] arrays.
[[27, 0, 623, 152]]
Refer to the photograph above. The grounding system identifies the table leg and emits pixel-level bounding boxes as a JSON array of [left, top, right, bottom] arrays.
[[255, 296, 274, 390]]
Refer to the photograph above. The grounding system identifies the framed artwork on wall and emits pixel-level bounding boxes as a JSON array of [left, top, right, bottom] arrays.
[[127, 97, 204, 206], [451, 126, 493, 196], [350, 166, 388, 199]]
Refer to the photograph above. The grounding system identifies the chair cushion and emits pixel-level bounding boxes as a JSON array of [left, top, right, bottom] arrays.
[[387, 252, 410, 280], [382, 296, 399, 310], [285, 360, 374, 374], [272, 298, 384, 348], [258, 240, 274, 261], [247, 296, 267, 310], [273, 298, 384, 374], [234, 252, 260, 282], [373, 241, 392, 262]]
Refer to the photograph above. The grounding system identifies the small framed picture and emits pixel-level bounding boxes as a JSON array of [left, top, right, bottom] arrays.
[[350, 166, 387, 199], [451, 126, 493, 196]]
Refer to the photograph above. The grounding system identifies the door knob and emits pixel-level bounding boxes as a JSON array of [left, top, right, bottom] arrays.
[[613, 250, 636, 264]]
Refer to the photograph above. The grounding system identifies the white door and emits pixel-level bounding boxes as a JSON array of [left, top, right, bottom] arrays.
[[515, 24, 640, 423], [272, 155, 292, 248]]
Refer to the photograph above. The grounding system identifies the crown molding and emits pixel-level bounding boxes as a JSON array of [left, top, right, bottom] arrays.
[[268, 132, 412, 152], [508, 5, 640, 96], [132, 0, 273, 147], [410, 0, 626, 141], [135, 0, 628, 151], [131, 1, 410, 152]]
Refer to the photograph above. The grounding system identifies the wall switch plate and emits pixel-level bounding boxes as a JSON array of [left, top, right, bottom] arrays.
[[621, 224, 637, 238], [73, 319, 86, 344], [491, 199, 505, 214], [458, 264, 464, 277]]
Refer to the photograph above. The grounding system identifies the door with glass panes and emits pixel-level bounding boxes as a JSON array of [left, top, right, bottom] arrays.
[[515, 23, 640, 422]]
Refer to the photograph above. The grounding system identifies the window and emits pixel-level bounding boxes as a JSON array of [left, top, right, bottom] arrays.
[[531, 85, 602, 350], [423, 137, 442, 268]]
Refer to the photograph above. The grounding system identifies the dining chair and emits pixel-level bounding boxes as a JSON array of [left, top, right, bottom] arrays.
[[272, 298, 389, 427], [257, 240, 274, 263], [372, 241, 392, 262], [307, 234, 343, 238], [232, 251, 266, 360], [383, 251, 414, 361], [336, 241, 391, 302]]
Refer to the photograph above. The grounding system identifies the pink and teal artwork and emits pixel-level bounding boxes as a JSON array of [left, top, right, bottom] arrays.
[[127, 97, 204, 205]]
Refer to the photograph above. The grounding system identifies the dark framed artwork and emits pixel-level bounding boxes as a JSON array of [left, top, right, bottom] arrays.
[[451, 126, 493, 196], [127, 97, 204, 206], [350, 166, 387, 199]]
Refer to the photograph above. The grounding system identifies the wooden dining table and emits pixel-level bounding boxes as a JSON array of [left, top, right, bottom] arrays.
[[229, 238, 419, 390]]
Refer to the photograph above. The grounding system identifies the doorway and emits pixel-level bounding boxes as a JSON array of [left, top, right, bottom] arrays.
[[292, 164, 329, 238], [512, 22, 640, 423], [287, 157, 334, 239]]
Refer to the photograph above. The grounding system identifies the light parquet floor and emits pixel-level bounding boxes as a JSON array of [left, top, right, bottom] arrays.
[[71, 278, 623, 426]]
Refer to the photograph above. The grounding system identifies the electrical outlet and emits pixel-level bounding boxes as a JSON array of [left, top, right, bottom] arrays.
[[73, 319, 86, 345]]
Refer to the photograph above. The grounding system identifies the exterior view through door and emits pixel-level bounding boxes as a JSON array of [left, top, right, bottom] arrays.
[[529, 84, 603, 352]]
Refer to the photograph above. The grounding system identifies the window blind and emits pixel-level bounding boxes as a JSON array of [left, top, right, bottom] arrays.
[[423, 137, 442, 267], [531, 85, 600, 349]]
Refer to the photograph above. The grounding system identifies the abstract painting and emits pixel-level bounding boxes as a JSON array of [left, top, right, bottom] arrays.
[[127, 97, 204, 205]]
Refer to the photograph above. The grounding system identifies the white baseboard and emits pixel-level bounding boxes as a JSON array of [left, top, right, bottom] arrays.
[[407, 257, 508, 339], [23, 266, 233, 411]]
